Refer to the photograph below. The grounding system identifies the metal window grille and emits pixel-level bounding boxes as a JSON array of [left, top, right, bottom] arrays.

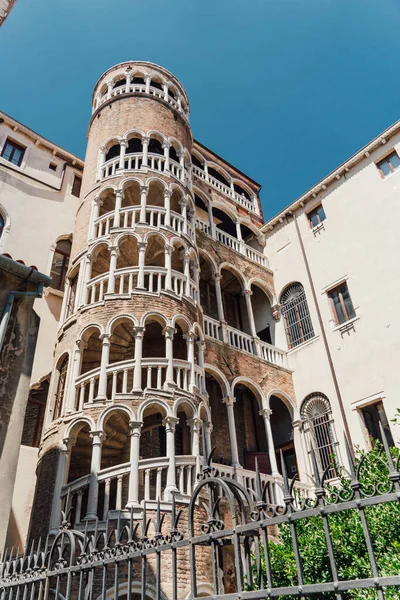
[[2, 434, 400, 600], [301, 393, 337, 479], [280, 283, 314, 348]]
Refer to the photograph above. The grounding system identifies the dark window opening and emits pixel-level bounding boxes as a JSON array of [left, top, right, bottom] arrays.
[[132, 76, 145, 84], [307, 204, 326, 228], [126, 138, 142, 154], [208, 166, 230, 187], [257, 325, 272, 344], [150, 79, 163, 91], [65, 274, 78, 319], [0, 214, 4, 238], [361, 402, 394, 447], [212, 207, 236, 237], [169, 146, 179, 163], [72, 175, 82, 198], [113, 78, 126, 88], [1, 138, 25, 167], [54, 357, 69, 420], [50, 239, 72, 290], [328, 282, 356, 325], [105, 144, 120, 162], [21, 381, 49, 447], [192, 154, 204, 169], [148, 138, 163, 156], [49, 162, 57, 172], [377, 150, 400, 177], [233, 183, 251, 200]]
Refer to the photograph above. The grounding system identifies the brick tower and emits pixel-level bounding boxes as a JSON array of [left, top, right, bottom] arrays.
[[30, 62, 304, 550]]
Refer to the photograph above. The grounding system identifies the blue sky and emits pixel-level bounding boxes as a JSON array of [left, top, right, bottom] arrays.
[[1, 0, 400, 219]]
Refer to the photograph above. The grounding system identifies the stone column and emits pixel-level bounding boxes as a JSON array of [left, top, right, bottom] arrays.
[[207, 201, 216, 237], [185, 331, 197, 392], [136, 241, 147, 290], [106, 80, 113, 99], [96, 334, 110, 401], [193, 263, 200, 305], [97, 146, 106, 180], [214, 274, 225, 322], [81, 253, 92, 306], [85, 431, 105, 520], [196, 340, 206, 394], [163, 82, 169, 101], [180, 198, 188, 235], [188, 418, 202, 481], [125, 73, 131, 94], [163, 142, 170, 172], [243, 289, 261, 357], [118, 140, 127, 171], [260, 408, 280, 476], [66, 340, 84, 413], [223, 396, 241, 468], [145, 76, 151, 94], [126, 421, 142, 509], [165, 244, 173, 291], [113, 190, 124, 228], [163, 416, 179, 500], [139, 185, 148, 224], [177, 149, 185, 182], [90, 196, 102, 240], [49, 437, 73, 530], [183, 250, 191, 297], [59, 278, 70, 324], [142, 136, 149, 167], [163, 326, 176, 389], [132, 327, 145, 392], [107, 246, 119, 295], [164, 188, 172, 228]]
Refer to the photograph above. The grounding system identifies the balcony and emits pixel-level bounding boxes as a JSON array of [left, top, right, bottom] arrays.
[[192, 164, 260, 215], [101, 152, 191, 186], [196, 218, 269, 268], [204, 315, 288, 368]]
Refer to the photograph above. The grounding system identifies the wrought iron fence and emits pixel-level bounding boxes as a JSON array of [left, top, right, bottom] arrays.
[[1, 424, 400, 599]]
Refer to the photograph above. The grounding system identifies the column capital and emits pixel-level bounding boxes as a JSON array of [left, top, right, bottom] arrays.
[[75, 339, 87, 352], [109, 245, 120, 257], [115, 188, 124, 197], [138, 241, 147, 252], [162, 416, 180, 432], [196, 339, 206, 351], [222, 396, 236, 406], [214, 273, 221, 281], [163, 188, 172, 198], [184, 331, 197, 343], [85, 253, 92, 263], [257, 233, 266, 247], [129, 420, 143, 435], [61, 437, 74, 452], [242, 289, 252, 297], [120, 140, 128, 149], [140, 184, 148, 193], [260, 407, 272, 419], [162, 141, 171, 150], [187, 417, 203, 432], [271, 304, 281, 321], [165, 244, 173, 256], [94, 196, 103, 206], [90, 430, 106, 444], [133, 326, 146, 339], [179, 197, 188, 207], [163, 325, 176, 339], [142, 135, 150, 144], [100, 333, 111, 343]]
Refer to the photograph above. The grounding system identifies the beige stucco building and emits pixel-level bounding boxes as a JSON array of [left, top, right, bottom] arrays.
[[0, 62, 398, 562]]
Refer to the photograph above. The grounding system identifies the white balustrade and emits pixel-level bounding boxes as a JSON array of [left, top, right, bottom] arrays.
[[100, 152, 189, 185], [192, 165, 259, 214], [195, 218, 211, 235], [215, 228, 242, 253], [86, 272, 108, 304], [259, 340, 288, 368], [245, 245, 268, 268], [226, 325, 255, 354], [203, 315, 222, 341]]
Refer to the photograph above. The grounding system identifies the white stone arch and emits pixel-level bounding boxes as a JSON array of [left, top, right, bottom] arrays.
[[46, 233, 73, 280], [120, 175, 143, 192], [89, 238, 112, 256], [192, 321, 205, 342], [168, 136, 183, 154], [105, 313, 139, 336], [203, 364, 231, 398], [0, 203, 10, 251], [140, 311, 170, 328], [123, 128, 145, 143], [143, 229, 169, 245], [79, 322, 105, 342], [193, 186, 211, 207], [231, 178, 254, 197], [207, 161, 232, 186], [97, 404, 136, 432], [98, 183, 118, 198], [114, 230, 142, 247], [218, 261, 247, 291], [170, 234, 190, 253], [65, 416, 96, 440], [192, 148, 206, 166], [278, 280, 307, 303], [198, 248, 218, 276], [146, 129, 167, 144], [172, 396, 196, 419], [101, 136, 123, 153], [247, 277, 277, 305], [231, 376, 265, 410], [197, 400, 212, 423], [267, 388, 298, 419], [138, 397, 171, 421], [171, 313, 192, 333], [211, 199, 238, 223], [145, 175, 169, 193]]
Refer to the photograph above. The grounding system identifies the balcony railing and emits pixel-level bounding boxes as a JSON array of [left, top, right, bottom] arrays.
[[61, 457, 312, 525], [196, 218, 269, 268], [93, 206, 195, 242], [74, 358, 205, 409], [95, 85, 189, 120], [86, 267, 199, 305], [100, 153, 190, 185], [192, 165, 260, 215], [204, 315, 288, 368]]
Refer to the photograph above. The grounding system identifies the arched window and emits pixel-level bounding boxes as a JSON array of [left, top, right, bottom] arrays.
[[50, 239, 72, 290], [301, 393, 337, 479], [280, 282, 314, 348], [54, 356, 69, 420]]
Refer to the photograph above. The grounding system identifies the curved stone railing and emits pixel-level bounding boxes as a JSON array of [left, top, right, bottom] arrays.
[[101, 152, 190, 185], [192, 165, 259, 214]]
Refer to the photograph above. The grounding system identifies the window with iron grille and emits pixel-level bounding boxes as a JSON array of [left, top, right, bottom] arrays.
[[54, 356, 69, 420], [301, 393, 337, 479], [65, 274, 78, 319], [1, 138, 26, 167], [280, 282, 314, 348], [50, 239, 72, 290]]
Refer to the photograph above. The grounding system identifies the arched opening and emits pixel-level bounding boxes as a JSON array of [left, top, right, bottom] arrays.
[[91, 244, 110, 278], [192, 153, 205, 170], [50, 238, 71, 291], [206, 372, 230, 464], [53, 354, 69, 420], [234, 384, 268, 471], [199, 255, 218, 320], [142, 317, 166, 389], [67, 423, 92, 522], [171, 241, 185, 274], [212, 207, 236, 238], [173, 322, 187, 360], [175, 406, 191, 456], [194, 193, 209, 225], [233, 182, 251, 201], [81, 328, 102, 375], [150, 77, 163, 91], [145, 234, 165, 267], [270, 395, 297, 477], [131, 73, 146, 85], [99, 188, 116, 217], [208, 166, 230, 187], [126, 135, 143, 155], [139, 403, 168, 501], [105, 143, 120, 163], [168, 85, 177, 100], [147, 179, 165, 209], [148, 136, 163, 156], [220, 268, 247, 331], [280, 282, 315, 349], [169, 141, 181, 165], [170, 188, 183, 214], [250, 284, 275, 345], [108, 319, 136, 396], [122, 180, 141, 209], [116, 236, 138, 293], [113, 77, 126, 89], [301, 393, 337, 479]]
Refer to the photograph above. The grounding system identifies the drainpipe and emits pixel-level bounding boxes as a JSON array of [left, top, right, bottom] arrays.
[[287, 211, 354, 456], [0, 283, 45, 353]]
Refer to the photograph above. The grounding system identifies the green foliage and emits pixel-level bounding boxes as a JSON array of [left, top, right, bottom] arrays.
[[255, 442, 400, 599]]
